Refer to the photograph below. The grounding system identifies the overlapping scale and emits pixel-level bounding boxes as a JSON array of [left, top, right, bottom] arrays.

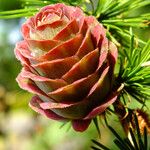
[[16, 73, 48, 97], [84, 93, 118, 119], [91, 23, 107, 48], [28, 39, 61, 51], [48, 72, 100, 102], [15, 41, 31, 65], [38, 65, 110, 119], [62, 48, 99, 83], [32, 56, 79, 79], [78, 18, 88, 36], [76, 29, 94, 59], [39, 34, 83, 61], [21, 67, 67, 92], [29, 15, 67, 40], [27, 39, 61, 57], [30, 96, 67, 121], [53, 19, 79, 41], [108, 41, 118, 69], [36, 13, 61, 28]]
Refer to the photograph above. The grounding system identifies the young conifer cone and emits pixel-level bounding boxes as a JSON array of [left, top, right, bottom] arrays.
[[15, 3, 118, 132]]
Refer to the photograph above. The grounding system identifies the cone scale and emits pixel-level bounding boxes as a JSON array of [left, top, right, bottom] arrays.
[[15, 3, 118, 132]]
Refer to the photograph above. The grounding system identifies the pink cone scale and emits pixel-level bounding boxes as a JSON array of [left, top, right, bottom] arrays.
[[15, 3, 118, 132]]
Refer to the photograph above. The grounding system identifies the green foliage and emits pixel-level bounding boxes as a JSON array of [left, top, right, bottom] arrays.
[[0, 8, 38, 19], [91, 114, 149, 150], [95, 0, 150, 19], [0, 0, 86, 19], [0, 0, 22, 11], [117, 32, 150, 104], [94, 0, 150, 49], [93, 117, 101, 137]]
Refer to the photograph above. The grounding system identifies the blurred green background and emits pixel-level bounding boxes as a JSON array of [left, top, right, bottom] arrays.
[[0, 0, 149, 150]]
